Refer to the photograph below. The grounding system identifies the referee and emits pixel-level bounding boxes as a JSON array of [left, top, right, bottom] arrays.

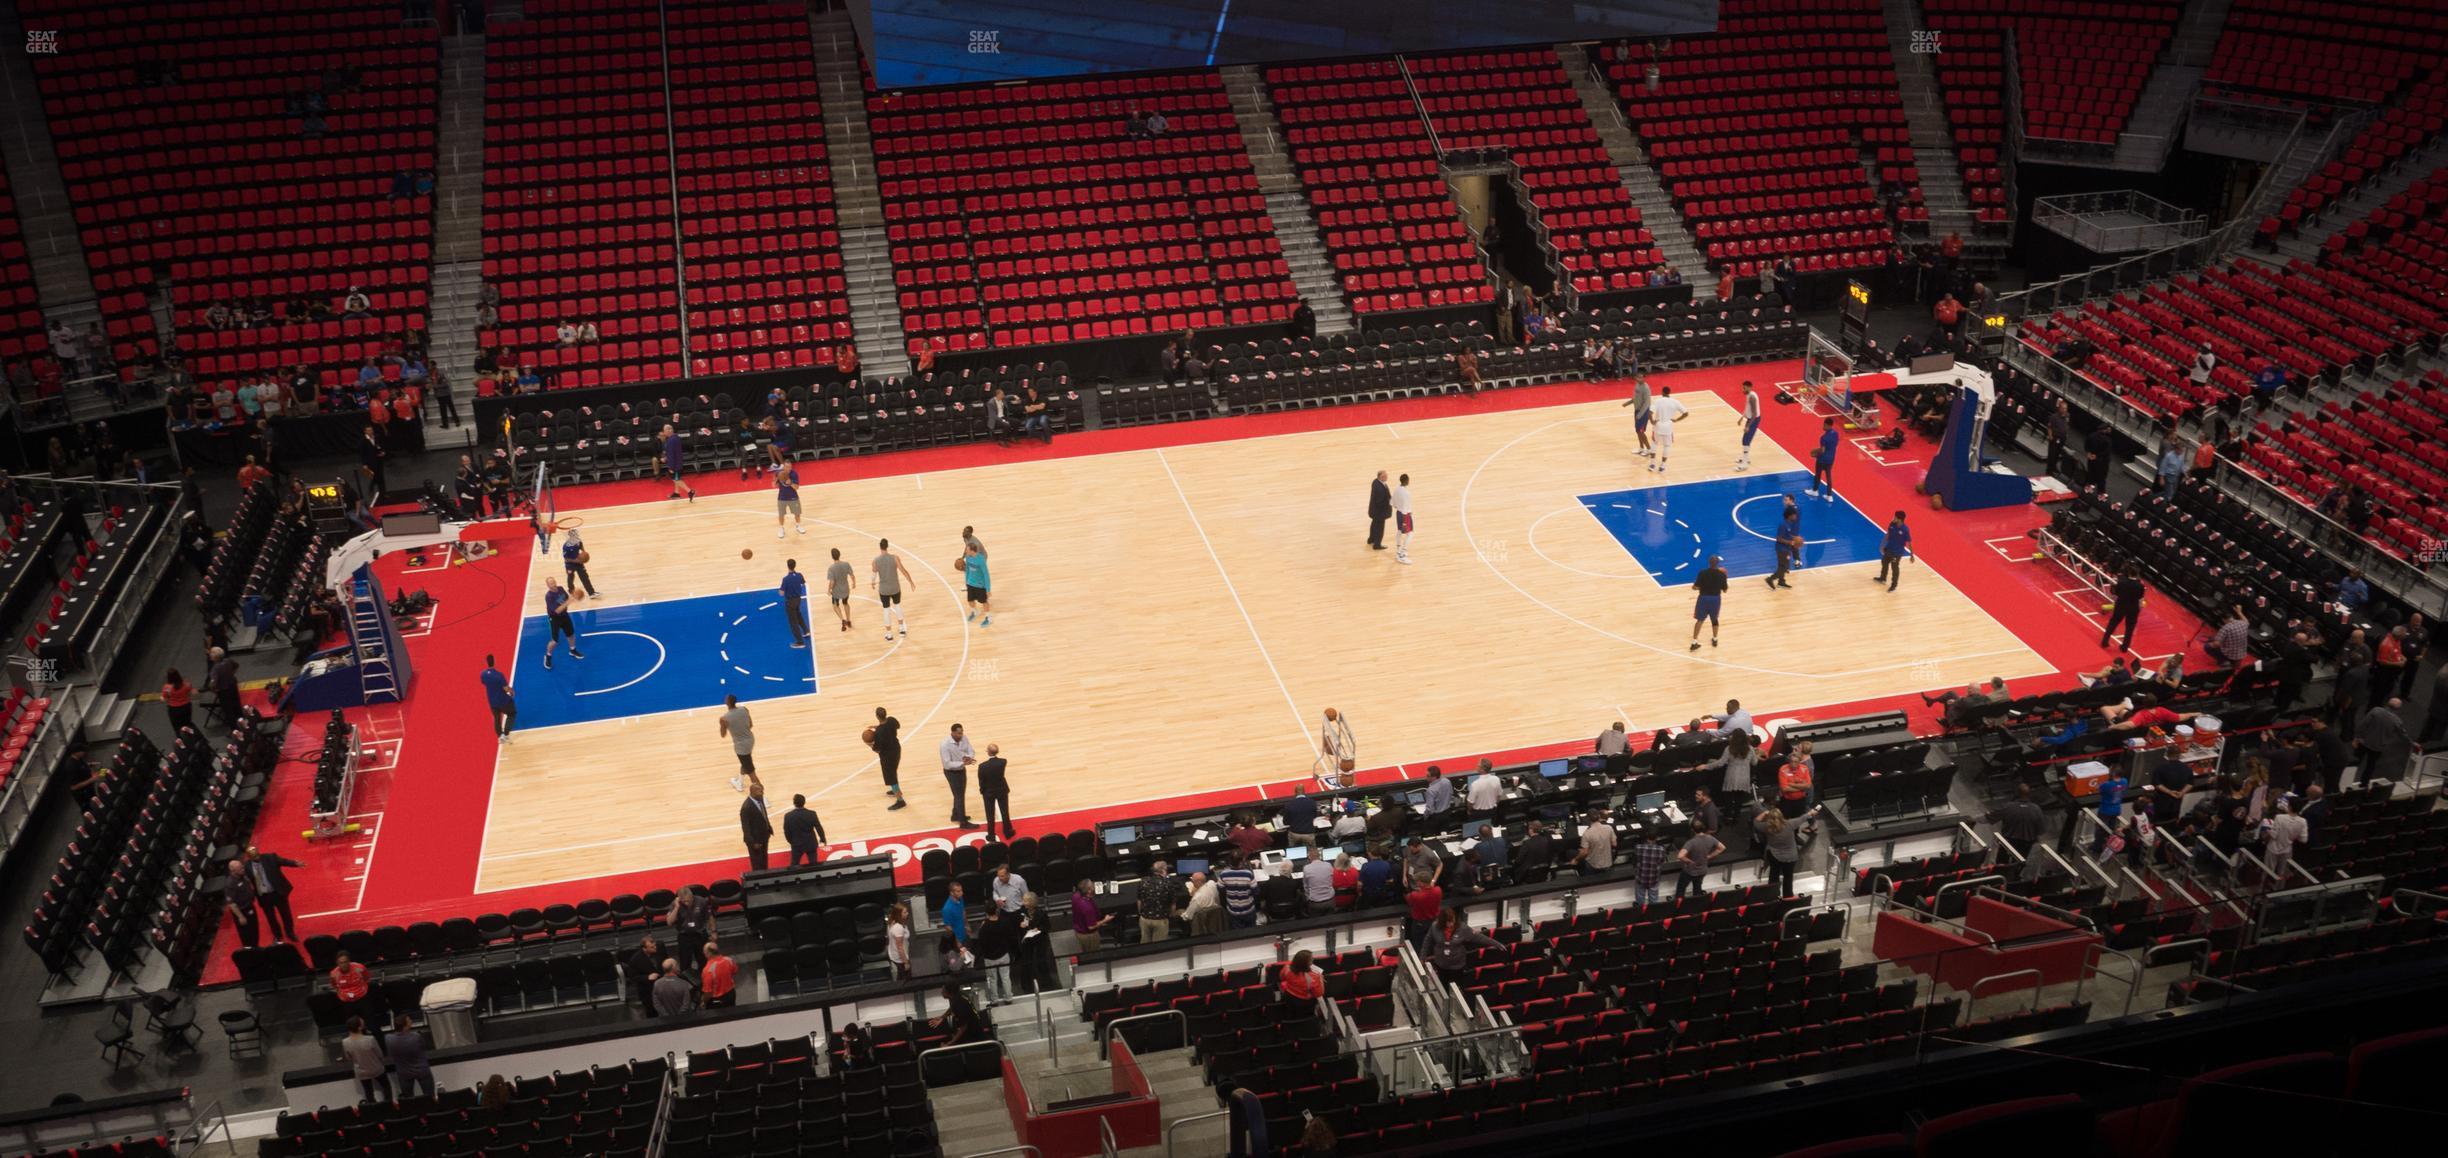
[[542, 577, 583, 669], [779, 559, 810, 648], [1690, 555, 1729, 651]]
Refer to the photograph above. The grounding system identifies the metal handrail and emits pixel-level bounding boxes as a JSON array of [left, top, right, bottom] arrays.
[[2390, 887, 2448, 917], [2117, 861, 2160, 902], [1780, 901, 1849, 945], [1933, 874, 2007, 913], [2079, 942, 2148, 1018], [1099, 1118, 1119, 1158], [2036, 842, 2085, 887], [1954, 821, 1988, 852], [1966, 969, 2046, 1017], [642, 1061, 677, 1158], [2144, 938, 2212, 971], [2071, 850, 2121, 892], [1165, 1111, 1231, 1158], [1972, 885, 2096, 933], [917, 1039, 1007, 1079], [1100, 1008, 1186, 1061]]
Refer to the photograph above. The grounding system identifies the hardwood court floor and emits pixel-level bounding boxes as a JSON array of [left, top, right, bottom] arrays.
[[476, 392, 2051, 891]]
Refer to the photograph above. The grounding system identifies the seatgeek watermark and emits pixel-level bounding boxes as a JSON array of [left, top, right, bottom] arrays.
[[967, 29, 1001, 54], [25, 29, 59, 54]]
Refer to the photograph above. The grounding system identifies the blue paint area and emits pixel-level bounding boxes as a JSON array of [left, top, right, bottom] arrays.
[[1576, 470, 1889, 584], [509, 589, 817, 729]]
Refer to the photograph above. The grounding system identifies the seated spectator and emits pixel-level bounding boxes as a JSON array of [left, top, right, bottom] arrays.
[[556, 320, 580, 346], [1124, 105, 1149, 139], [341, 286, 370, 317], [1144, 108, 1168, 136], [1279, 950, 1325, 1001], [578, 321, 600, 343], [204, 301, 234, 331]]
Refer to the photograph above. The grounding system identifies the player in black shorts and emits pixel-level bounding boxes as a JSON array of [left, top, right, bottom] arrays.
[[1690, 556, 1729, 651]]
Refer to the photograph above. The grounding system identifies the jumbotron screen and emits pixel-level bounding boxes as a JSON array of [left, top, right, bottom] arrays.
[[853, 0, 1721, 89]]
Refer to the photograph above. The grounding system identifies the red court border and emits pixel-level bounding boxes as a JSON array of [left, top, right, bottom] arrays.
[[198, 364, 2207, 983]]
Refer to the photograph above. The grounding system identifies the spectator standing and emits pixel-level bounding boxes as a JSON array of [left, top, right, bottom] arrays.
[[1674, 822, 1723, 898], [1217, 856, 1259, 928], [668, 886, 713, 970], [1752, 806, 1797, 896], [387, 1015, 434, 1101], [700, 941, 738, 1009], [1136, 863, 1179, 943], [651, 961, 693, 1017], [1070, 879, 1113, 952], [342, 1018, 390, 1103]]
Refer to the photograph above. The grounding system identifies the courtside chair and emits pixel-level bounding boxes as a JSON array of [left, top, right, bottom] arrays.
[[976, 841, 1007, 871], [607, 895, 645, 928], [441, 917, 482, 953], [707, 879, 743, 909], [96, 1000, 143, 1068], [949, 843, 979, 874], [1003, 837, 1036, 867], [303, 934, 341, 972], [918, 849, 951, 879], [574, 899, 611, 933], [542, 904, 581, 939], [643, 889, 676, 913]]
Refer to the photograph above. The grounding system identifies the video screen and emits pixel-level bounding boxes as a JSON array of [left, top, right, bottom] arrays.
[[855, 0, 1720, 89]]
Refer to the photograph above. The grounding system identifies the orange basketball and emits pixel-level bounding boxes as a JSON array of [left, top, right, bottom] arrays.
[[861, 726, 878, 745], [741, 548, 754, 560]]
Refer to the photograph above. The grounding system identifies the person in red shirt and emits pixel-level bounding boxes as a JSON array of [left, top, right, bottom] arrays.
[[1224, 818, 1272, 860], [700, 940, 738, 1008], [1933, 293, 1964, 338], [330, 951, 383, 1042], [1330, 854, 1359, 910], [1279, 949, 1325, 1002], [1403, 875, 1443, 949], [236, 455, 272, 491]]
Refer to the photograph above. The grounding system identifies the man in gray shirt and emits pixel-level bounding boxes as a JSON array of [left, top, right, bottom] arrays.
[[651, 960, 694, 1017], [1576, 808, 1618, 873], [1595, 722, 1630, 757], [1420, 767, 1454, 818], [719, 695, 755, 791], [941, 723, 978, 829], [1715, 700, 1753, 738], [990, 864, 1028, 926], [385, 1014, 434, 1100], [1301, 854, 1336, 915], [873, 538, 913, 640], [825, 548, 856, 632]]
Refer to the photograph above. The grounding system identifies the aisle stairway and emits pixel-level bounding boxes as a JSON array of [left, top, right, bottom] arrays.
[[423, 32, 488, 447], [1879, 0, 1980, 241], [1220, 65, 1354, 335], [1553, 43, 1715, 293], [808, 8, 909, 378], [0, 0, 96, 311]]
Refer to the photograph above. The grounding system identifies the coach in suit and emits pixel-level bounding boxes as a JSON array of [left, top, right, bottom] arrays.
[[1367, 471, 1393, 550], [245, 845, 305, 942], [740, 782, 773, 871], [978, 744, 1014, 840], [782, 794, 827, 867]]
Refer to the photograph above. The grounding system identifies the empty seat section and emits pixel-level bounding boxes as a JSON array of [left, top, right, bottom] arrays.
[[20, 0, 439, 398], [0, 167, 52, 394], [480, 0, 683, 389], [1266, 60, 1490, 316], [2202, 0, 2448, 110], [1598, 0, 1912, 278], [668, 0, 854, 381], [1409, 48, 1663, 296], [869, 70, 1298, 355]]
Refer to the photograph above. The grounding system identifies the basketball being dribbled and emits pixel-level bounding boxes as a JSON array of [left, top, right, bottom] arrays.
[[862, 725, 878, 745], [741, 548, 754, 560]]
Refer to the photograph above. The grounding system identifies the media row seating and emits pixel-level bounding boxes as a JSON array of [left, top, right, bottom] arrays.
[[1211, 295, 1803, 414], [668, 1, 855, 378], [265, 1058, 667, 1158], [20, 0, 437, 392], [34, 501, 170, 672], [872, 69, 1299, 353], [0, 165, 51, 379], [748, 361, 1080, 461], [1924, 1, 2180, 147], [1266, 60, 1493, 316], [480, 0, 684, 386], [2262, 70, 2448, 243], [1409, 49, 1665, 295], [1601, 0, 1918, 276], [229, 880, 746, 1011], [0, 495, 78, 631], [2201, 0, 2448, 110]]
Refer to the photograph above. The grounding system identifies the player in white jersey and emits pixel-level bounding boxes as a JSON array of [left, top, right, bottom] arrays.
[[1734, 380, 1763, 471], [1647, 387, 1690, 473]]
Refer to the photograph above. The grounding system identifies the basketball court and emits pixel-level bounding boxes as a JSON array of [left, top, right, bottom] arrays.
[[467, 377, 2054, 892]]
